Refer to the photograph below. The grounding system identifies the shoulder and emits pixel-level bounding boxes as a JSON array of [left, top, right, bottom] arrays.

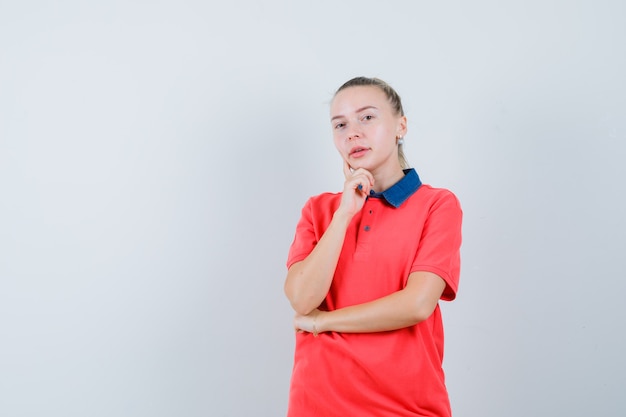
[[293, 192, 343, 232], [295, 192, 343, 224], [304, 191, 343, 209], [414, 184, 462, 209]]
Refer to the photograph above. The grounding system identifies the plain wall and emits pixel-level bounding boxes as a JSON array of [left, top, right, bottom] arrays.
[[1, 1, 624, 416]]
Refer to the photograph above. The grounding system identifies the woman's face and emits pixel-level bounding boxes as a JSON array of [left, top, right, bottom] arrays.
[[330, 86, 406, 173]]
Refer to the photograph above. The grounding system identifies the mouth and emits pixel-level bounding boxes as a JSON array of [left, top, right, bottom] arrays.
[[349, 146, 370, 157]]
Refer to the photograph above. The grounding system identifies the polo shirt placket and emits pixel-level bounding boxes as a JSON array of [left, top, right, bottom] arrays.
[[354, 198, 381, 259], [353, 169, 422, 260]]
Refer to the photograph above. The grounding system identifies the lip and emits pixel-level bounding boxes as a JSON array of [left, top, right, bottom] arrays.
[[349, 146, 371, 158]]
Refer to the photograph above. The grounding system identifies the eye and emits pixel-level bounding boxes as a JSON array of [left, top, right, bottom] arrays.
[[334, 122, 345, 130], [361, 114, 374, 122]]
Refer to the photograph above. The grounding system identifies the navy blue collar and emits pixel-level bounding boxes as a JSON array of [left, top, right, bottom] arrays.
[[368, 168, 422, 208]]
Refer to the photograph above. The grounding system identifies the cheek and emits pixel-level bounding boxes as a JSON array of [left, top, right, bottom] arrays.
[[332, 135, 344, 153], [378, 126, 396, 142]]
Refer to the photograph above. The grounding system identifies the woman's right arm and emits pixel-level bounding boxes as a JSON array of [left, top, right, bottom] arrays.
[[284, 163, 374, 315], [284, 210, 352, 315]]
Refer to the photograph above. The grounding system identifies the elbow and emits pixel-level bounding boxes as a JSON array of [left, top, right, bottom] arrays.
[[411, 310, 431, 324], [284, 264, 321, 315], [285, 292, 317, 316], [284, 283, 316, 316], [291, 302, 315, 316], [402, 272, 445, 325], [409, 301, 437, 324]]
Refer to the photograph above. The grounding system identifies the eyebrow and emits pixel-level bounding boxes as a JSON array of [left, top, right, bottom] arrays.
[[331, 105, 378, 122]]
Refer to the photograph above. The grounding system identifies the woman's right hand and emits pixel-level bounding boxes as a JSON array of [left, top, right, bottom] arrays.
[[337, 160, 375, 218]]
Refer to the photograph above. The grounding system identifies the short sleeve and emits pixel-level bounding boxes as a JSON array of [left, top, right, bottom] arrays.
[[286, 198, 317, 269], [411, 190, 463, 301]]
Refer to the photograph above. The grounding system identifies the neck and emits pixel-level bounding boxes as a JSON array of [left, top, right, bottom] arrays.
[[371, 164, 405, 193]]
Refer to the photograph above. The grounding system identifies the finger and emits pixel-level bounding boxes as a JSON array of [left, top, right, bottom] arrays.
[[342, 160, 353, 179], [351, 174, 374, 195], [358, 181, 370, 196], [361, 170, 375, 188], [346, 174, 364, 191], [343, 164, 367, 194], [349, 168, 375, 187], [345, 178, 365, 198]]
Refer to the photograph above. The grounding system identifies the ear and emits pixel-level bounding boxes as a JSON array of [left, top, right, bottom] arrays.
[[396, 115, 408, 138]]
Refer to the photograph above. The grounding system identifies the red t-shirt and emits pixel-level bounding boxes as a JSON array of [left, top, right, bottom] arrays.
[[286, 177, 462, 417]]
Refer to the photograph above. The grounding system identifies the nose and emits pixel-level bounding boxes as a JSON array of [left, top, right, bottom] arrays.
[[346, 129, 361, 141]]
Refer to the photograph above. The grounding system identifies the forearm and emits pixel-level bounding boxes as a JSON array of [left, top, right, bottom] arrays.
[[307, 272, 446, 334], [284, 211, 352, 315], [318, 291, 422, 333]]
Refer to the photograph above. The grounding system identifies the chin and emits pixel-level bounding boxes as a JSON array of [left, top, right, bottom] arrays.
[[349, 159, 374, 171]]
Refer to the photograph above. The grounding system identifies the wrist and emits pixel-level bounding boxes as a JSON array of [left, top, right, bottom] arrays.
[[332, 209, 353, 226], [315, 311, 328, 334]]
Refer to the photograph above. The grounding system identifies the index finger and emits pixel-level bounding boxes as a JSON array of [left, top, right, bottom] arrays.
[[343, 160, 353, 179]]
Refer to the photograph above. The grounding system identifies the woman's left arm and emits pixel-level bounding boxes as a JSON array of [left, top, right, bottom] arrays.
[[294, 270, 446, 334]]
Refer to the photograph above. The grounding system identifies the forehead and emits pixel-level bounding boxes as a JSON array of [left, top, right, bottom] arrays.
[[330, 86, 390, 115]]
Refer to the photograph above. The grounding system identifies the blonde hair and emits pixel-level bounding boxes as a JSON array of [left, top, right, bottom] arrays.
[[335, 77, 409, 169]]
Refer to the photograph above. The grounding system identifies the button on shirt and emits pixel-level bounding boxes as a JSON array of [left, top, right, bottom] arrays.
[[359, 168, 422, 236]]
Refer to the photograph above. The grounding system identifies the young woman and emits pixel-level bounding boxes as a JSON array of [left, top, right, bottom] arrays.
[[284, 77, 463, 417]]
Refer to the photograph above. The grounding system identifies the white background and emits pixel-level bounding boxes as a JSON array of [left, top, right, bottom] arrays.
[[1, 1, 624, 416]]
